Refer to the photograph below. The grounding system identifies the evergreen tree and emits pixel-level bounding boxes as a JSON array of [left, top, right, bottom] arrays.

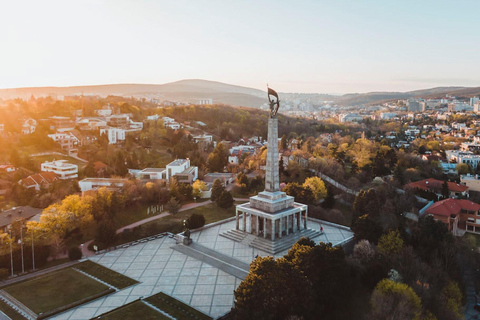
[[217, 190, 234, 208], [322, 185, 335, 209], [210, 179, 225, 202], [441, 180, 449, 199]]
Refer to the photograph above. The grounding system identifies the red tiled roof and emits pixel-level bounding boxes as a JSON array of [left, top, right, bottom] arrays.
[[406, 178, 468, 193], [94, 161, 108, 171], [425, 198, 480, 217], [20, 172, 59, 188]]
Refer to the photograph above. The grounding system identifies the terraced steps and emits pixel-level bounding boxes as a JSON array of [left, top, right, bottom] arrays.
[[220, 228, 322, 255]]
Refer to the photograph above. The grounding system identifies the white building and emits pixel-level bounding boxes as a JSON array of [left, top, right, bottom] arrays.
[[0, 123, 4, 133], [198, 99, 213, 105], [339, 113, 363, 123], [470, 97, 479, 106], [95, 105, 113, 117], [193, 134, 213, 143], [147, 114, 160, 121], [166, 159, 198, 183], [41, 160, 78, 180], [100, 127, 126, 144], [380, 112, 397, 120], [446, 150, 480, 169], [22, 119, 37, 134], [78, 178, 127, 194], [129, 159, 198, 184]]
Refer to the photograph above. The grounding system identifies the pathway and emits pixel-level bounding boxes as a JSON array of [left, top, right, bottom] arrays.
[[172, 242, 249, 279], [116, 200, 213, 234]]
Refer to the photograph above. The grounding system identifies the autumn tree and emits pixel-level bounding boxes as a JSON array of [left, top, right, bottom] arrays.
[[207, 143, 229, 172], [369, 279, 422, 320], [377, 230, 404, 256], [192, 180, 207, 199], [302, 176, 327, 202]]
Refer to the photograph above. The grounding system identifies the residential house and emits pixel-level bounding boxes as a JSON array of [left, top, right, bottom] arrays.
[[129, 159, 198, 184], [78, 178, 127, 195], [41, 160, 78, 180], [405, 178, 469, 199], [22, 118, 37, 134], [422, 198, 480, 235], [19, 172, 59, 191], [0, 206, 42, 232], [0, 165, 15, 173], [460, 174, 480, 192]]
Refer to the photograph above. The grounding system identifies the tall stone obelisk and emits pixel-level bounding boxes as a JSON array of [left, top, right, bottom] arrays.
[[226, 86, 313, 254], [265, 117, 280, 192]]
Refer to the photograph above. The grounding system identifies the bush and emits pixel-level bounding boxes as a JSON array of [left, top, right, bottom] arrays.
[[68, 246, 82, 260], [186, 213, 206, 229]]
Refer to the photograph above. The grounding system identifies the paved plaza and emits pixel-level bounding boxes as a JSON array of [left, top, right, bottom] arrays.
[[51, 218, 353, 320]]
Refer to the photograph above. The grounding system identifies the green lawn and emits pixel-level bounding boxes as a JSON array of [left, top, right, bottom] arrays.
[[113, 204, 157, 228], [75, 260, 138, 289], [3, 268, 109, 315], [145, 292, 213, 320], [32, 154, 87, 167], [110, 202, 243, 249], [97, 300, 171, 320], [0, 299, 25, 320]]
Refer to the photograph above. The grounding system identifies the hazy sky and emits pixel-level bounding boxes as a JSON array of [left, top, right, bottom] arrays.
[[1, 0, 479, 93]]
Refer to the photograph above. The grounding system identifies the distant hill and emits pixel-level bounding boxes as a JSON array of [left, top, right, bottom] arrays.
[[1, 79, 479, 107], [336, 86, 480, 106], [0, 79, 268, 108]]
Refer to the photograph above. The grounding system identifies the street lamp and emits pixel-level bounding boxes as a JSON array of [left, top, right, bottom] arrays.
[[31, 227, 35, 271], [19, 221, 24, 274], [8, 229, 13, 277]]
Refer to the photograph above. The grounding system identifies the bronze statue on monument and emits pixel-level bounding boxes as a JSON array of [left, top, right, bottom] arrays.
[[267, 87, 280, 118]]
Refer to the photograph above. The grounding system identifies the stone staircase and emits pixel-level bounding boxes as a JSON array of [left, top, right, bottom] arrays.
[[0, 290, 36, 320], [221, 228, 322, 255], [220, 229, 247, 243]]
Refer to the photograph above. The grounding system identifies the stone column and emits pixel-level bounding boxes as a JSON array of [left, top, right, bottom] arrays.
[[304, 210, 308, 229], [256, 215, 259, 236], [293, 212, 297, 232], [279, 217, 282, 238], [264, 217, 267, 238], [271, 219, 275, 241], [285, 216, 290, 236], [265, 118, 280, 192], [243, 212, 247, 232], [236, 209, 239, 230]]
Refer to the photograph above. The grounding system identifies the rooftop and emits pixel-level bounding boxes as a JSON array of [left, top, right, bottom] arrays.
[[425, 198, 480, 217], [168, 159, 189, 167], [0, 206, 42, 228], [406, 178, 468, 193], [141, 168, 166, 173]]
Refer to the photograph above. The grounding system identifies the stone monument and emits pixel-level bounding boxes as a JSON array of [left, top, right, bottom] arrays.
[[221, 87, 320, 254]]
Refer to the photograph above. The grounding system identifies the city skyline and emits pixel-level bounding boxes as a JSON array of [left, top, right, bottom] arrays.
[[1, 0, 480, 93]]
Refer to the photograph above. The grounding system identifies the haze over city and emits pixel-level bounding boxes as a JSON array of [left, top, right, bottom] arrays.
[[2, 0, 480, 93]]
